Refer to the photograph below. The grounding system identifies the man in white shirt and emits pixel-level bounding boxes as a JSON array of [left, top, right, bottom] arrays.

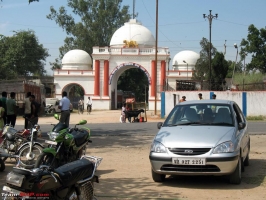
[[58, 91, 70, 127], [86, 97, 92, 113], [23, 92, 31, 129]]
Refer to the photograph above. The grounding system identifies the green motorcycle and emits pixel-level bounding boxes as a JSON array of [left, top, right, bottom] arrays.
[[35, 115, 91, 168]]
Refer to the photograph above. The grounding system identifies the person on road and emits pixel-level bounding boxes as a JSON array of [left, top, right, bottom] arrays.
[[0, 91, 7, 125], [86, 97, 92, 113], [29, 95, 39, 128], [23, 92, 32, 129], [179, 96, 186, 103], [58, 91, 70, 127], [78, 99, 84, 114], [121, 103, 126, 123], [0, 101, 5, 130], [6, 92, 17, 127]]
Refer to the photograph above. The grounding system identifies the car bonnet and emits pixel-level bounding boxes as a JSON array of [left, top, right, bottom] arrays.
[[155, 126, 235, 148]]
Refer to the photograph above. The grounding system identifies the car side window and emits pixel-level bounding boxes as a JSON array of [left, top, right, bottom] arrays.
[[233, 103, 244, 124], [234, 103, 246, 123]]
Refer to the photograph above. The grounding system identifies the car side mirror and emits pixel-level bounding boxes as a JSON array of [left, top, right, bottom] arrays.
[[157, 122, 163, 129], [238, 122, 246, 130]]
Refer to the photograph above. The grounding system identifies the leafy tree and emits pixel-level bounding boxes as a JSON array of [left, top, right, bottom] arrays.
[[193, 37, 217, 81], [47, 0, 131, 69], [0, 30, 49, 80], [211, 52, 229, 90], [240, 24, 266, 73], [226, 60, 243, 78], [117, 69, 149, 102]]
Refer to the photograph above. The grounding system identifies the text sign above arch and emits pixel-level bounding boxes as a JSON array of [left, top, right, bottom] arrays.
[[109, 62, 151, 85]]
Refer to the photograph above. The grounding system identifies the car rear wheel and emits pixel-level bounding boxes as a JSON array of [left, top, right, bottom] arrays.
[[229, 156, 241, 184], [151, 169, 165, 182]]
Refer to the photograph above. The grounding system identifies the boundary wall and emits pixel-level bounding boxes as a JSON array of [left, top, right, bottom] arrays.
[[161, 91, 266, 118]]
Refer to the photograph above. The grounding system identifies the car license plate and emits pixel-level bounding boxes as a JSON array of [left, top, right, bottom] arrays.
[[172, 158, 206, 165], [45, 140, 57, 145]]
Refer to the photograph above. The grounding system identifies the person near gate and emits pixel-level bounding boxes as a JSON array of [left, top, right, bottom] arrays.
[[23, 92, 32, 129], [6, 92, 17, 127], [179, 96, 186, 103], [0, 91, 8, 125], [86, 97, 92, 113], [58, 91, 70, 127]]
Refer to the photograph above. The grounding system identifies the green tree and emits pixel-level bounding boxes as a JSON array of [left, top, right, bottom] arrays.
[[0, 30, 49, 80], [226, 60, 243, 78], [117, 69, 149, 102], [47, 0, 131, 69], [240, 24, 266, 73], [211, 52, 229, 90], [193, 37, 217, 81]]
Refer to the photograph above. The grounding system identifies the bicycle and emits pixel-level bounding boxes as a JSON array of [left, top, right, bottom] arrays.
[[87, 104, 92, 115]]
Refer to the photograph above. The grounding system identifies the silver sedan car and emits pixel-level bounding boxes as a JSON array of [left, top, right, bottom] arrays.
[[149, 100, 250, 184]]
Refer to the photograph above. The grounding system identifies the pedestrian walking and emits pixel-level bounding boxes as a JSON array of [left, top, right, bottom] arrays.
[[0, 91, 7, 125], [23, 92, 32, 129], [6, 92, 17, 127], [121, 103, 126, 123], [179, 96, 186, 103], [58, 91, 70, 127], [86, 97, 92, 114], [29, 95, 40, 128]]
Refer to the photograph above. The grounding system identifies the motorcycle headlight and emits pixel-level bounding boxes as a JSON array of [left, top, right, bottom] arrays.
[[6, 172, 25, 187], [47, 131, 59, 141], [150, 141, 167, 153], [213, 141, 234, 154]]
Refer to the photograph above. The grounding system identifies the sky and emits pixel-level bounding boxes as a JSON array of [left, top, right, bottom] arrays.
[[1, 0, 266, 75]]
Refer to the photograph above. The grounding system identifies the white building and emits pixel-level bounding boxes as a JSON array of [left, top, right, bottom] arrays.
[[54, 19, 200, 110]]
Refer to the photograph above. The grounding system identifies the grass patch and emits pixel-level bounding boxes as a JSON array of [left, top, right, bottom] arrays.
[[246, 115, 265, 121]]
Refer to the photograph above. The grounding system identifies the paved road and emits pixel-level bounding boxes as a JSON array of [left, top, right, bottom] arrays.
[[14, 121, 266, 139]]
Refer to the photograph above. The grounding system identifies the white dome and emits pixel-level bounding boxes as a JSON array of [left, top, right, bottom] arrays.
[[172, 50, 200, 68], [110, 19, 155, 48], [62, 49, 92, 70]]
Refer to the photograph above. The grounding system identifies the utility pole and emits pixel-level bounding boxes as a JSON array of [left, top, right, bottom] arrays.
[[203, 10, 218, 90], [133, 0, 135, 19], [154, 0, 158, 115]]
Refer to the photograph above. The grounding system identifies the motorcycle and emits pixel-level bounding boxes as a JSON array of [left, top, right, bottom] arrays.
[[3, 155, 102, 200], [35, 115, 91, 168], [0, 118, 43, 168]]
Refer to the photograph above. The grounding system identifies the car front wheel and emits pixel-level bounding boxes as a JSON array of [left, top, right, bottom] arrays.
[[229, 156, 242, 184], [151, 169, 166, 182]]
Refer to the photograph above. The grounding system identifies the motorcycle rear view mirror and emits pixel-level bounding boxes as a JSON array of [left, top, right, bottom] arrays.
[[54, 114, 60, 120], [77, 120, 87, 125]]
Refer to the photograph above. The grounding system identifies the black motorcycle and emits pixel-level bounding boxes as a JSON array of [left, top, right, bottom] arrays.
[[3, 155, 102, 200]]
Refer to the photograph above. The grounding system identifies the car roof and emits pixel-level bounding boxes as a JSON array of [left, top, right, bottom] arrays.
[[179, 99, 233, 105]]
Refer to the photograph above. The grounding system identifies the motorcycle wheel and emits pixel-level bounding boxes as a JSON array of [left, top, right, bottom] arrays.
[[79, 181, 94, 200], [0, 158, 5, 171], [35, 153, 57, 168], [18, 145, 43, 168]]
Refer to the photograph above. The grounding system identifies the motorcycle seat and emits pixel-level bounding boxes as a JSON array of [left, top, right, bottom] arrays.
[[54, 159, 94, 187], [71, 130, 88, 147]]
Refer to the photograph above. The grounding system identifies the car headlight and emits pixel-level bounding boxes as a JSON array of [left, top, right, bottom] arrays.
[[150, 141, 167, 153], [213, 141, 234, 154], [47, 131, 59, 141]]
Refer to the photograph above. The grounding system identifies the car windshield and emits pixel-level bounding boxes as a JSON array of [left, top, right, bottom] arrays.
[[164, 103, 234, 127]]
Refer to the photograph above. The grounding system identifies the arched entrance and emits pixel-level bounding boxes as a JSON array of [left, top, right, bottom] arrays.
[[109, 62, 151, 109], [62, 83, 85, 109]]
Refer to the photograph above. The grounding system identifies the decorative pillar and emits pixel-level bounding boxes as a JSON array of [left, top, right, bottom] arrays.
[[94, 60, 100, 96], [103, 60, 109, 96], [160, 60, 166, 91], [151, 60, 156, 97]]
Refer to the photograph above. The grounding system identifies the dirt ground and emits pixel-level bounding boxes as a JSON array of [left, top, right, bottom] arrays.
[[89, 134, 266, 200], [4, 111, 266, 200]]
